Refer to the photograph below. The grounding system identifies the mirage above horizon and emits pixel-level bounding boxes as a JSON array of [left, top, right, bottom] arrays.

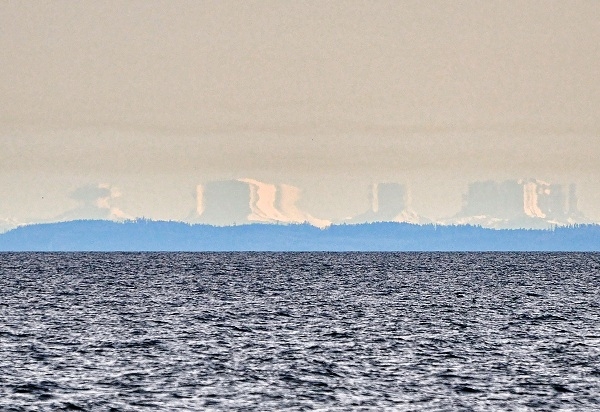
[[1, 177, 592, 233]]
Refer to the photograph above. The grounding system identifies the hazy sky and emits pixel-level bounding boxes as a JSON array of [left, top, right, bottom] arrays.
[[1, 0, 599, 225]]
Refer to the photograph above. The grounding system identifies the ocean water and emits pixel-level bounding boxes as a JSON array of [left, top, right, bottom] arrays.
[[0, 252, 599, 411]]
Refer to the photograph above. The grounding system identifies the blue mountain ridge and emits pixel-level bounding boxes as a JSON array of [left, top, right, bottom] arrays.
[[0, 220, 599, 251]]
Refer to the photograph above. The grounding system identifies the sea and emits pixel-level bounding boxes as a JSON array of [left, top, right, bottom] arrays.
[[1, 252, 599, 411]]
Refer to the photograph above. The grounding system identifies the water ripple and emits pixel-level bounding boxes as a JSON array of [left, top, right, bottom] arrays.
[[0, 252, 599, 410]]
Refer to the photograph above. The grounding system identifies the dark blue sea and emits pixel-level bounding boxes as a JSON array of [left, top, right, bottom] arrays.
[[1, 252, 599, 411]]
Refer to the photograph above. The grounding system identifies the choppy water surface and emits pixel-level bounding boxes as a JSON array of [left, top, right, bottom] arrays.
[[1, 252, 599, 411]]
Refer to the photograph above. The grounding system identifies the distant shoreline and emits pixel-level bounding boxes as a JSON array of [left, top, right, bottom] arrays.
[[0, 220, 598, 252]]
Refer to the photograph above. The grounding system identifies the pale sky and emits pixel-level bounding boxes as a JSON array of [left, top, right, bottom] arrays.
[[1, 1, 599, 226]]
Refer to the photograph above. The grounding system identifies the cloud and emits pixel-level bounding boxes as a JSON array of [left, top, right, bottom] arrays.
[[0, 217, 20, 233], [58, 183, 129, 221], [522, 181, 546, 219], [240, 178, 288, 223], [195, 185, 205, 216], [277, 184, 330, 228], [240, 178, 330, 227], [192, 178, 330, 228], [447, 179, 589, 228], [346, 183, 425, 224]]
